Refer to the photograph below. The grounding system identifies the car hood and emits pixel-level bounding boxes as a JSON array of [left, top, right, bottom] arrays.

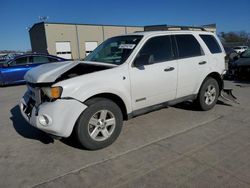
[[235, 58, 250, 66], [24, 60, 116, 84], [24, 61, 80, 83]]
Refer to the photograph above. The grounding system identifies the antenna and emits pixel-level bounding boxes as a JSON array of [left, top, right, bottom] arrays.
[[39, 16, 49, 22]]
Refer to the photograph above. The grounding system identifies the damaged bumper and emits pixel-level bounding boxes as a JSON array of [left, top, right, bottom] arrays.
[[221, 88, 238, 104], [220, 79, 239, 104], [19, 92, 87, 137]]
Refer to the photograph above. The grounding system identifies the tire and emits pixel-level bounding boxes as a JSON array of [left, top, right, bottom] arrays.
[[196, 77, 219, 111], [74, 98, 123, 150]]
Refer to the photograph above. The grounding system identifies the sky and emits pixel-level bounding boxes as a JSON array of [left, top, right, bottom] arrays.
[[1, 0, 250, 51]]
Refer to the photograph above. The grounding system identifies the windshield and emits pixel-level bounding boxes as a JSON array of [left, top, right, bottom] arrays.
[[85, 35, 143, 65], [241, 50, 250, 58]]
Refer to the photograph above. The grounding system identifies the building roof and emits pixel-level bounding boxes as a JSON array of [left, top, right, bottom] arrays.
[[29, 22, 143, 32]]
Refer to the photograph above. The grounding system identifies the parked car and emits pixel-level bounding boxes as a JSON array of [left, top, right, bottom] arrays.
[[233, 46, 248, 54], [20, 30, 229, 150], [0, 54, 66, 86], [229, 49, 250, 80]]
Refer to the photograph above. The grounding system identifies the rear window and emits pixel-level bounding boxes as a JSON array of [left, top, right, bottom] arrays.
[[175, 35, 203, 58], [200, 35, 222, 54]]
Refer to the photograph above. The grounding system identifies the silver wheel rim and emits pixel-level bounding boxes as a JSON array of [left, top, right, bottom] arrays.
[[88, 110, 116, 141], [204, 84, 216, 105]]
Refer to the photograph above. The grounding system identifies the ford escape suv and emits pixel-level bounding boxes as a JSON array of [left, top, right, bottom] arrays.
[[20, 29, 227, 150]]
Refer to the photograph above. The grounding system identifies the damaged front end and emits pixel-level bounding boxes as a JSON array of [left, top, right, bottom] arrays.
[[220, 88, 238, 104], [20, 61, 116, 137]]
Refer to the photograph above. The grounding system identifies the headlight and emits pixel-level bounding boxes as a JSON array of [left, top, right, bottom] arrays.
[[42, 86, 63, 99]]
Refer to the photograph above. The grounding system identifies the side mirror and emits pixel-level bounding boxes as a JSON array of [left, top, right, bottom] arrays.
[[134, 54, 154, 67]]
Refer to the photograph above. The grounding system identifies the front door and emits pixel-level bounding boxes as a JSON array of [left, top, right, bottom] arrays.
[[1, 56, 30, 84], [129, 35, 178, 110]]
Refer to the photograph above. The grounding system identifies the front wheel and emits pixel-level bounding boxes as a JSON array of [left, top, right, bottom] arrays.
[[196, 77, 219, 111], [74, 98, 123, 150]]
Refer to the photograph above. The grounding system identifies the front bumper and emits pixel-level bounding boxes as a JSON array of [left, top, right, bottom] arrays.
[[19, 92, 87, 137]]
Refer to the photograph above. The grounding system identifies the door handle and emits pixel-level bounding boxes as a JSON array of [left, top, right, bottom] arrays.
[[199, 61, 207, 65], [164, 67, 175, 72]]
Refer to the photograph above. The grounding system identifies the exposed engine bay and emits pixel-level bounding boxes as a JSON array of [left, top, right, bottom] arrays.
[[56, 63, 112, 82]]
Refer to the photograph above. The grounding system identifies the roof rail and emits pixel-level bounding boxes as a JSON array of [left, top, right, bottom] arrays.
[[144, 25, 207, 32]]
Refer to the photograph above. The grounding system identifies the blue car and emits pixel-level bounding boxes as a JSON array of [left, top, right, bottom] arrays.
[[0, 54, 66, 86]]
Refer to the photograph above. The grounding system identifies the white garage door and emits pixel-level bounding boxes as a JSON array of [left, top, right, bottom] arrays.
[[85, 42, 98, 56], [55, 42, 72, 59]]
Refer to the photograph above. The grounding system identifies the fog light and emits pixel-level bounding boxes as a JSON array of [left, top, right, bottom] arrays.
[[38, 115, 52, 126]]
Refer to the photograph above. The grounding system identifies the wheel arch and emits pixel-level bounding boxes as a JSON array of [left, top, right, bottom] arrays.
[[84, 93, 129, 120], [205, 72, 223, 91], [198, 72, 223, 94]]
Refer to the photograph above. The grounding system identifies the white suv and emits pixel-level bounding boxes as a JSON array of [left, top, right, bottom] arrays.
[[20, 30, 226, 150]]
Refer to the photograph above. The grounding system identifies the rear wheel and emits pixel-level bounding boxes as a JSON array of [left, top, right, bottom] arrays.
[[196, 77, 219, 111], [74, 98, 123, 150]]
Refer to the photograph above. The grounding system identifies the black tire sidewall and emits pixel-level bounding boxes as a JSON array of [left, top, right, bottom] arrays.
[[197, 78, 219, 111], [75, 98, 123, 150]]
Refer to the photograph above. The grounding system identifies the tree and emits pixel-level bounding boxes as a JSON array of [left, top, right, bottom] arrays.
[[219, 31, 250, 43]]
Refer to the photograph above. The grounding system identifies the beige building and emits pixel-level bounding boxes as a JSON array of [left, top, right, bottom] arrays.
[[29, 22, 143, 60]]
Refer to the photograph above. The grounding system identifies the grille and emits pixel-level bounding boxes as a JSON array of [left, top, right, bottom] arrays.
[[27, 84, 41, 106]]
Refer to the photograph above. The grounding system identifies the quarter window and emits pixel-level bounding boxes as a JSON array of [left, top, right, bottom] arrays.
[[200, 35, 222, 54], [175, 35, 203, 58], [138, 36, 174, 64]]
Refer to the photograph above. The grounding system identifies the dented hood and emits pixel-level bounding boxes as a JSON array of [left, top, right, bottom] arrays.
[[24, 61, 80, 83]]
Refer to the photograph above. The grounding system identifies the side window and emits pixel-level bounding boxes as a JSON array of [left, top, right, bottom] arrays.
[[32, 56, 49, 63], [12, 57, 28, 65], [200, 35, 222, 54], [137, 35, 174, 64], [175, 35, 203, 58]]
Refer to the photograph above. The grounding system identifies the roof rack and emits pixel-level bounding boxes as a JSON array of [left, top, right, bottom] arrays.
[[144, 25, 207, 32]]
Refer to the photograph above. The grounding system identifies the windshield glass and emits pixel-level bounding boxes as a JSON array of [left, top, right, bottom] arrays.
[[241, 50, 250, 58], [85, 35, 143, 65]]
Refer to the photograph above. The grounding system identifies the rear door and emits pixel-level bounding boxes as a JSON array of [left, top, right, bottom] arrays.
[[129, 35, 178, 110], [174, 34, 209, 98], [199, 34, 224, 72]]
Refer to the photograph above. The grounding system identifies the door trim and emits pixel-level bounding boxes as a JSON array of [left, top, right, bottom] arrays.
[[127, 94, 197, 119]]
